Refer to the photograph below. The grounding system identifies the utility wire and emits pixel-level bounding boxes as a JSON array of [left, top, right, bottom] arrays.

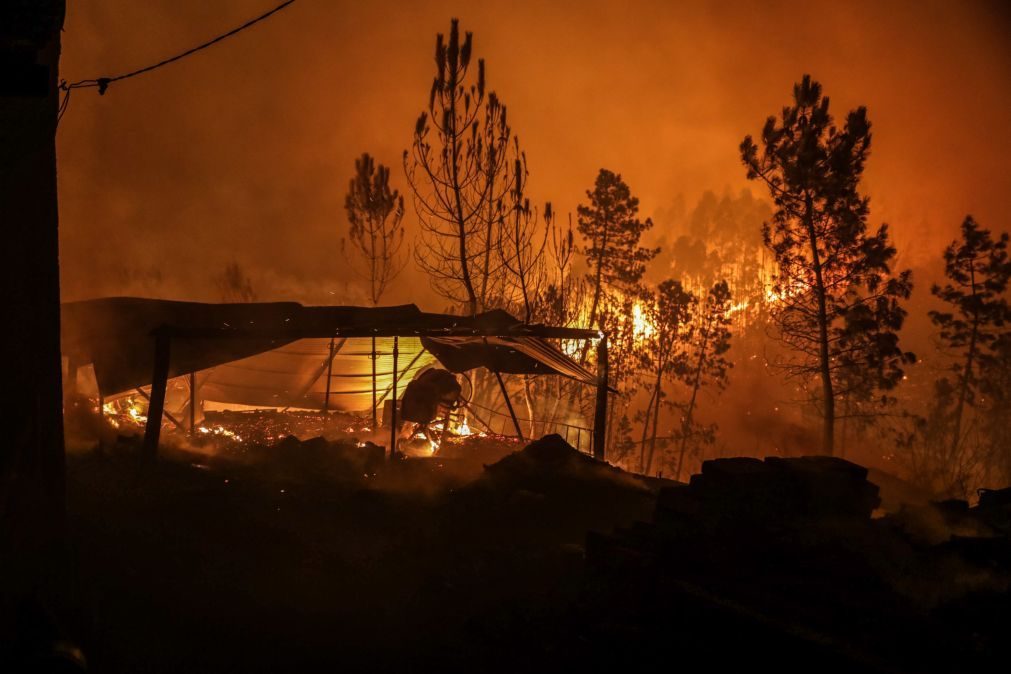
[[58, 0, 296, 124]]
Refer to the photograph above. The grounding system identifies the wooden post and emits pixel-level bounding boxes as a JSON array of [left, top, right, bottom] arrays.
[[371, 334, 378, 431], [189, 371, 197, 438], [143, 333, 171, 462], [389, 336, 399, 461], [495, 371, 525, 443], [593, 334, 609, 461], [323, 337, 335, 414]]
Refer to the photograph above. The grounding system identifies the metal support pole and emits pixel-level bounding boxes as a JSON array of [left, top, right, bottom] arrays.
[[189, 371, 197, 438], [390, 336, 399, 461], [592, 334, 609, 461], [371, 335, 378, 431], [323, 337, 335, 414], [494, 371, 525, 443], [143, 333, 171, 462]]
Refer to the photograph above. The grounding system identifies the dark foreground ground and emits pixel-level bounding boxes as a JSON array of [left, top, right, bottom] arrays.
[[13, 435, 1011, 672]]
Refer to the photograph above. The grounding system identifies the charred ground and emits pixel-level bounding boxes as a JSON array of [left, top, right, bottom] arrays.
[[55, 434, 1010, 673]]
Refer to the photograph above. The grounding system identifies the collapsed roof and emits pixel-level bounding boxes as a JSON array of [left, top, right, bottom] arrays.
[[61, 297, 601, 412]]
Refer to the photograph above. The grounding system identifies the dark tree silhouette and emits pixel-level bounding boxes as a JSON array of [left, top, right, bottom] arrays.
[[342, 152, 406, 305], [577, 169, 658, 337], [929, 216, 1011, 470], [740, 75, 914, 454], [675, 280, 733, 480], [498, 161, 547, 322], [404, 19, 515, 315], [637, 279, 694, 475], [217, 261, 257, 303]]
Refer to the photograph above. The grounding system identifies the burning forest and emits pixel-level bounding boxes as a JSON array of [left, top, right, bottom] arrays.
[[4, 1, 1011, 672]]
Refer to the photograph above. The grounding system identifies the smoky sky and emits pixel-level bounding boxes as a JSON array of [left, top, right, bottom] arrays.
[[57, 0, 1011, 305]]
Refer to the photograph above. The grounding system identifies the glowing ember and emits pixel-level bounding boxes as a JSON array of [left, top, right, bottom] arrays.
[[198, 425, 243, 442]]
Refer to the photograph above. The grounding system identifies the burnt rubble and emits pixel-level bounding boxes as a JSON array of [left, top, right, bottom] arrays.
[[574, 456, 1011, 672]]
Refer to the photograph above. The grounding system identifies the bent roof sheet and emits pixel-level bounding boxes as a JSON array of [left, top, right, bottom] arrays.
[[61, 297, 599, 405]]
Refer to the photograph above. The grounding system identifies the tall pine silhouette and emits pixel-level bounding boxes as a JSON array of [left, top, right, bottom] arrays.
[[741, 75, 913, 454]]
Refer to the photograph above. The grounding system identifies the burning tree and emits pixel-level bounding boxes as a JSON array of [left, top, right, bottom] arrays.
[[404, 19, 516, 315], [673, 280, 733, 480], [926, 216, 1011, 489], [342, 152, 407, 305], [577, 169, 658, 342], [637, 279, 695, 475], [740, 75, 914, 455]]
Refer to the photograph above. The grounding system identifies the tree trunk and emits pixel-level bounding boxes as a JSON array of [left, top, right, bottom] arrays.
[[804, 194, 835, 454], [522, 375, 537, 438], [677, 333, 709, 481], [446, 74, 478, 316], [645, 380, 664, 475], [638, 384, 657, 473], [950, 266, 980, 471], [643, 365, 664, 475], [1, 0, 67, 614]]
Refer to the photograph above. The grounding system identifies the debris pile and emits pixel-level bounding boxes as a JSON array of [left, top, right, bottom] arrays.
[[235, 435, 385, 480], [578, 456, 1011, 672], [436, 433, 520, 464], [442, 434, 654, 548]]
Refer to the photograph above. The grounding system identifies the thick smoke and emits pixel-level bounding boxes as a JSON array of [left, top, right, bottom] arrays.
[[57, 0, 1011, 304]]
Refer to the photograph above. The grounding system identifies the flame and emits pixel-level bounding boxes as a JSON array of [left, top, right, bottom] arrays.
[[631, 301, 655, 342], [198, 425, 242, 442]]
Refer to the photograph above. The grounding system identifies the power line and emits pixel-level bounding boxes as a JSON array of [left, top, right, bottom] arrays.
[[58, 0, 296, 124]]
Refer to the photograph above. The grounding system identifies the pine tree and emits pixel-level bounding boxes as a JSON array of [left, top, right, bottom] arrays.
[[404, 19, 516, 315], [577, 169, 658, 335], [740, 75, 914, 454], [343, 152, 407, 305], [929, 216, 1011, 473]]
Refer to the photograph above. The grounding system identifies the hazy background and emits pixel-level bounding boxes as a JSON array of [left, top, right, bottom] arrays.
[[57, 0, 1011, 308]]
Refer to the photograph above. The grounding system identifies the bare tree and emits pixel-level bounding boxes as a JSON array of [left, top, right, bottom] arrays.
[[404, 19, 515, 315], [342, 152, 407, 305], [499, 160, 548, 322]]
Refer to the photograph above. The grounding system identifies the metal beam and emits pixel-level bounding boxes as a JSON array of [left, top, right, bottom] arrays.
[[593, 334, 609, 461], [158, 325, 601, 340], [495, 371, 525, 443], [389, 336, 399, 461], [322, 337, 335, 413], [134, 386, 184, 432]]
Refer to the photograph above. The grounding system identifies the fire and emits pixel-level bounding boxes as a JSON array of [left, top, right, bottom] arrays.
[[198, 425, 242, 442], [101, 397, 148, 428], [631, 301, 655, 342]]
